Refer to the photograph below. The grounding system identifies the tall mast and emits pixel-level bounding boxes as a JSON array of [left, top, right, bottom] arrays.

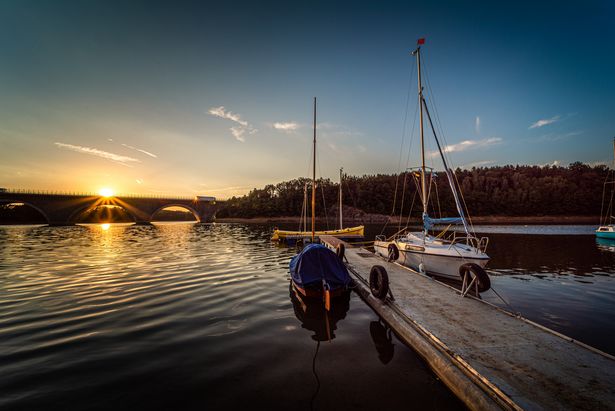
[[339, 167, 343, 230], [413, 42, 427, 225], [311, 97, 317, 242]]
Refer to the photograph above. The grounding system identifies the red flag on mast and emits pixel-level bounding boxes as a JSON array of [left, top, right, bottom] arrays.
[[417, 38, 425, 45]]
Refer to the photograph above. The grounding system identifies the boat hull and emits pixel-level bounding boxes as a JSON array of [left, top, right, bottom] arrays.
[[374, 240, 489, 280], [272, 225, 364, 242], [596, 231, 615, 239], [291, 281, 350, 299]]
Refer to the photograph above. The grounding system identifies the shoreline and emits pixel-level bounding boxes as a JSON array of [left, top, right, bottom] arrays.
[[216, 215, 601, 225]]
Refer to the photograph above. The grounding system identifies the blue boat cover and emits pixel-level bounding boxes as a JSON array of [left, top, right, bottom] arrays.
[[289, 244, 351, 290], [423, 212, 464, 231]]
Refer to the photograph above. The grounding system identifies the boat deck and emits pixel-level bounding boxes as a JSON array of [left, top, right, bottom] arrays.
[[320, 235, 615, 410]]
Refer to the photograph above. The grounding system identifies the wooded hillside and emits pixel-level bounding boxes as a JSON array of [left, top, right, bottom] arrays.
[[217, 163, 610, 219]]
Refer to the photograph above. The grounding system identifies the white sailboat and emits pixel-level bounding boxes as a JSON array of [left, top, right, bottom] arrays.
[[596, 138, 615, 239], [374, 39, 491, 292]]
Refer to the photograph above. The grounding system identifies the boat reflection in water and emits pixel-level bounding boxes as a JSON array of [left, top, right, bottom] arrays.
[[289, 283, 350, 409], [596, 237, 615, 253], [289, 283, 350, 341]]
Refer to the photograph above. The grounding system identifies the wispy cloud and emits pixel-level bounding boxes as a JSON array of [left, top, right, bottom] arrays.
[[208, 106, 248, 126], [529, 115, 561, 129], [475, 116, 480, 134], [230, 127, 246, 143], [461, 160, 495, 169], [55, 142, 140, 165], [316, 122, 363, 140], [273, 122, 300, 132], [437, 137, 502, 154], [536, 130, 584, 142], [208, 106, 257, 142], [357, 145, 367, 153], [121, 143, 158, 158]]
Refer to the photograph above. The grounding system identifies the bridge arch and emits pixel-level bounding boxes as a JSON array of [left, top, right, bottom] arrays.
[[68, 203, 137, 224], [150, 204, 200, 222], [0, 201, 50, 224]]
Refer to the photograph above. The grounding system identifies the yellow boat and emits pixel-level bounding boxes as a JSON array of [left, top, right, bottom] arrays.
[[271, 225, 364, 242]]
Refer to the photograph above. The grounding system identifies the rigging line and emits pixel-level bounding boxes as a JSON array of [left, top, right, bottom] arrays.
[[422, 54, 449, 160], [397, 170, 409, 233], [310, 340, 321, 411], [396, 59, 417, 175], [433, 177, 442, 218], [404, 186, 418, 230], [403, 97, 420, 178], [600, 173, 608, 226], [398, 100, 419, 229], [422, 57, 476, 236], [316, 151, 329, 230], [387, 59, 417, 230], [422, 96, 472, 236], [393, 60, 414, 203], [424, 56, 477, 236], [489, 286, 519, 317], [382, 95, 420, 237], [600, 167, 615, 225]]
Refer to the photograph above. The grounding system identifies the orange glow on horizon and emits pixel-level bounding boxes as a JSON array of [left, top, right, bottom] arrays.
[[99, 188, 115, 197]]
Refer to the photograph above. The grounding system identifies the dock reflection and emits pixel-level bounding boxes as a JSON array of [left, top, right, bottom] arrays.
[[369, 320, 395, 364]]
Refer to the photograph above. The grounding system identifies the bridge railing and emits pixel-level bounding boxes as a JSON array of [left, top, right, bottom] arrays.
[[0, 188, 202, 201]]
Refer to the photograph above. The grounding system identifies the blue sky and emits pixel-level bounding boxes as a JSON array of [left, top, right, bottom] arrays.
[[0, 0, 613, 198]]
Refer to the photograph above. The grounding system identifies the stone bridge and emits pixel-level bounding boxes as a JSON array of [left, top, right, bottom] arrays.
[[0, 190, 221, 225]]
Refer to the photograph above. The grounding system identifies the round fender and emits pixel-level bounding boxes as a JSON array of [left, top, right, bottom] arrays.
[[459, 263, 491, 293], [387, 244, 399, 262], [336, 243, 345, 260], [370, 265, 390, 300]]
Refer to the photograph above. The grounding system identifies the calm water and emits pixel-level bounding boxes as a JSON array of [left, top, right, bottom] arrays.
[[0, 223, 462, 410], [1, 223, 614, 410]]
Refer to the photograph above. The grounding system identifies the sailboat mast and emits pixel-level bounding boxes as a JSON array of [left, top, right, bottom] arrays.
[[312, 97, 317, 242], [339, 167, 343, 230], [414, 44, 427, 222]]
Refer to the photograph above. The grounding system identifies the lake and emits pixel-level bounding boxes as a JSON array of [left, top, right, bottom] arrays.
[[0, 222, 613, 410]]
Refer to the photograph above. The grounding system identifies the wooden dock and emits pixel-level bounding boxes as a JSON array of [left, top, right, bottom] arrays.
[[320, 235, 615, 411]]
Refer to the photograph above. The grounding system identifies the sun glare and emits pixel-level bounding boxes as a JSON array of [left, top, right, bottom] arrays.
[[101, 223, 111, 231], [99, 188, 115, 197]]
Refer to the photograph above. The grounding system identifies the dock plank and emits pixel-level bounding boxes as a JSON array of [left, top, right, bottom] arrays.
[[333, 241, 615, 411]]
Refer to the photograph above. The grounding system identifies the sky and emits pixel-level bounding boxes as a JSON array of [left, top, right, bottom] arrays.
[[0, 0, 614, 199]]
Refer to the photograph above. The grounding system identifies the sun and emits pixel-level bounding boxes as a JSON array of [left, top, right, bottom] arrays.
[[99, 188, 115, 197]]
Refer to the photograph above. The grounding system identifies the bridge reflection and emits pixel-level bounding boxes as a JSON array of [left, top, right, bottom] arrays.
[[0, 189, 220, 226]]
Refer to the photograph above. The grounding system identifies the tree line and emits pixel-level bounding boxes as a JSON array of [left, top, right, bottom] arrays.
[[217, 162, 611, 219]]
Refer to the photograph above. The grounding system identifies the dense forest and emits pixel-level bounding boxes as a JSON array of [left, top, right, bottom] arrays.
[[217, 163, 612, 219]]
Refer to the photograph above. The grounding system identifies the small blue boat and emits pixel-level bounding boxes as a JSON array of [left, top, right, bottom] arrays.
[[596, 225, 615, 239], [289, 243, 351, 298]]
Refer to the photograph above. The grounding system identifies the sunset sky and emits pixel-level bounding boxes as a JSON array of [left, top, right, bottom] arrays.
[[0, 0, 613, 199]]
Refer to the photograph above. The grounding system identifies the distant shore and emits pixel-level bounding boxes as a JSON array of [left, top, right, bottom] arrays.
[[216, 215, 600, 225]]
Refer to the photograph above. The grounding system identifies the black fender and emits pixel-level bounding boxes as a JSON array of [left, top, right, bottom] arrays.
[[459, 263, 491, 293], [370, 265, 390, 300], [387, 244, 399, 262]]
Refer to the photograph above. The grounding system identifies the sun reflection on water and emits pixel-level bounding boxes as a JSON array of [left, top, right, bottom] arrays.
[[101, 223, 111, 231]]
